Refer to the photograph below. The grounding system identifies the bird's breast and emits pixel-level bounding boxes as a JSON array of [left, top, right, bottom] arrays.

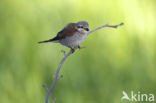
[[59, 32, 87, 47]]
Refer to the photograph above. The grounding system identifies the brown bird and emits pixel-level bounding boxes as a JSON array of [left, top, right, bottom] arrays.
[[38, 21, 89, 51]]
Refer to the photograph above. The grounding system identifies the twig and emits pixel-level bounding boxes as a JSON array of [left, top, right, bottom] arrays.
[[43, 84, 49, 92], [57, 75, 63, 80], [61, 50, 66, 55], [44, 22, 124, 103], [87, 22, 124, 35], [45, 49, 73, 103]]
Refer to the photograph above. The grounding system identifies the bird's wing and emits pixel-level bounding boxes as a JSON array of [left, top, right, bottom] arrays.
[[54, 23, 76, 40], [39, 23, 77, 43]]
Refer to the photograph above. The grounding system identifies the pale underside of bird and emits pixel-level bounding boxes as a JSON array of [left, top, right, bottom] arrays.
[[38, 21, 89, 50]]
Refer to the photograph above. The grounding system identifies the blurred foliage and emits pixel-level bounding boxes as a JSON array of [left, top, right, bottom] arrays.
[[0, 0, 156, 103]]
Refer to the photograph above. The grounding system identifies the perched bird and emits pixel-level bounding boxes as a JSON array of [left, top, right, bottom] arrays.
[[38, 21, 89, 52]]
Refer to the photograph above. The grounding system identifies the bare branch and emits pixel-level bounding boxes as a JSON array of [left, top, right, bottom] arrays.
[[44, 22, 124, 103], [45, 49, 73, 103], [87, 22, 124, 35]]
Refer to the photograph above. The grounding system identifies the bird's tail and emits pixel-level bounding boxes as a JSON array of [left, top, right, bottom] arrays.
[[38, 39, 58, 44]]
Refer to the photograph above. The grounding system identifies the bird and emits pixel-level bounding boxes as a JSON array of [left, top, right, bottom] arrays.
[[38, 21, 89, 52]]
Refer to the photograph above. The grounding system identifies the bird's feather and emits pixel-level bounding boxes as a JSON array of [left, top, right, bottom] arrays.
[[55, 23, 77, 40], [38, 23, 76, 43]]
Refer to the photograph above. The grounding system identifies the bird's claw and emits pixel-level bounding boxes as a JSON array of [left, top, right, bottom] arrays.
[[71, 48, 75, 53]]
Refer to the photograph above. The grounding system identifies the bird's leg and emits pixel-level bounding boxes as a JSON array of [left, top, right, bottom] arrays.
[[70, 45, 85, 53], [70, 47, 75, 53], [78, 45, 81, 49], [71, 46, 80, 53]]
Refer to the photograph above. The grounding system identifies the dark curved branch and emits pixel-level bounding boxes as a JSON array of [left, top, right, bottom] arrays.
[[44, 22, 124, 103]]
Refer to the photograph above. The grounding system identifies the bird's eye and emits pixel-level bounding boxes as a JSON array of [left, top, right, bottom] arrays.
[[78, 26, 83, 28]]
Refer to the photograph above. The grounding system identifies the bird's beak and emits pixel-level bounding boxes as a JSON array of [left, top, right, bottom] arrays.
[[85, 28, 89, 31]]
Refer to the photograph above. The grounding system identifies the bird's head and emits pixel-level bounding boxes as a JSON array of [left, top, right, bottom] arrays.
[[75, 21, 89, 34]]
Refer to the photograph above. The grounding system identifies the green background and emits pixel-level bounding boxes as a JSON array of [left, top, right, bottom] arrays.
[[0, 0, 156, 103]]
